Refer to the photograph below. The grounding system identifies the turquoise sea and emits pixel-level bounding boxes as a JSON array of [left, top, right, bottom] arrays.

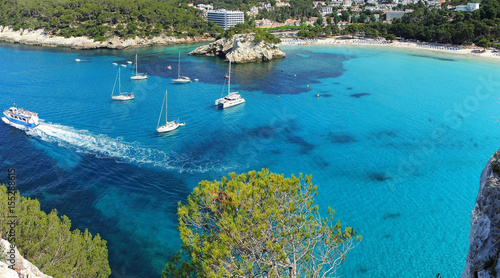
[[1, 41, 499, 277]]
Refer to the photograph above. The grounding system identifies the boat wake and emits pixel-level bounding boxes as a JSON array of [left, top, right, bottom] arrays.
[[2, 117, 234, 173]]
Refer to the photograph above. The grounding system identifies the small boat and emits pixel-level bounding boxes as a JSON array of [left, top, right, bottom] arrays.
[[194, 79, 199, 82], [172, 52, 191, 84], [3, 105, 40, 128], [167, 65, 172, 70], [111, 68, 134, 101], [120, 64, 127, 67], [156, 90, 185, 133], [131, 54, 147, 80], [112, 63, 118, 65], [215, 56, 245, 109], [75, 58, 81, 62], [127, 61, 133, 64]]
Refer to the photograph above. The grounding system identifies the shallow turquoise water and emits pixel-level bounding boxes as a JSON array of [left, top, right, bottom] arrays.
[[1, 41, 499, 277]]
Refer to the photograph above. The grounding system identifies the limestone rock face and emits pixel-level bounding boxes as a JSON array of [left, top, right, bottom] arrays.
[[462, 150, 500, 278], [0, 26, 213, 49], [0, 239, 52, 278], [188, 34, 286, 63]]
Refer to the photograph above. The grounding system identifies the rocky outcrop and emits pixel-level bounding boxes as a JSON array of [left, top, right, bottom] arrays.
[[462, 149, 500, 278], [188, 34, 286, 63], [0, 26, 213, 49], [0, 239, 52, 278]]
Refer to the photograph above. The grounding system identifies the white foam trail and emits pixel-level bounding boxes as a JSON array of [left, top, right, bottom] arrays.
[[2, 117, 237, 173]]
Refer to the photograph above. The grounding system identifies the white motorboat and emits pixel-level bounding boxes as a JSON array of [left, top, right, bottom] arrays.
[[3, 105, 40, 128]]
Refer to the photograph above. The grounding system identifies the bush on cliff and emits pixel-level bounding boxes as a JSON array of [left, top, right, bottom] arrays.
[[163, 169, 361, 277], [0, 186, 111, 278], [217, 23, 281, 44]]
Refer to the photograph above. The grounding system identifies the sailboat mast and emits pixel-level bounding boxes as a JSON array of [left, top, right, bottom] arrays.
[[118, 67, 121, 94], [157, 91, 166, 129], [165, 90, 168, 125], [112, 69, 118, 96], [178, 52, 181, 78], [135, 54, 138, 76], [228, 56, 231, 94]]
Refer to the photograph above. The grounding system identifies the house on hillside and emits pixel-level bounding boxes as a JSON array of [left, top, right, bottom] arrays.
[[456, 3, 480, 12]]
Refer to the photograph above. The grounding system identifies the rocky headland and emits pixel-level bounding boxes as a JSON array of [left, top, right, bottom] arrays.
[[0, 26, 213, 49], [188, 34, 286, 63], [0, 239, 51, 278], [462, 149, 500, 277]]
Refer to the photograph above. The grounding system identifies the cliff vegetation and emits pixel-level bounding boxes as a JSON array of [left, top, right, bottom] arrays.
[[0, 0, 223, 41], [0, 186, 111, 278]]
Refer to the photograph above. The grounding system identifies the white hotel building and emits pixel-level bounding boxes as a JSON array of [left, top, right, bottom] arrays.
[[207, 10, 244, 30]]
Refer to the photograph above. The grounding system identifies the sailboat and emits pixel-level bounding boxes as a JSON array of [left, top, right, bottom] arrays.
[[131, 54, 147, 80], [157, 90, 185, 133], [215, 56, 245, 109], [172, 52, 191, 84], [111, 68, 134, 101]]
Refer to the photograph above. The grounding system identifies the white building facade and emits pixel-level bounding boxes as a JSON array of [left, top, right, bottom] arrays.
[[456, 3, 480, 12], [207, 10, 245, 30]]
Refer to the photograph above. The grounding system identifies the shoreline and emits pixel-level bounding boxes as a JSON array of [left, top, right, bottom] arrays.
[[0, 24, 497, 62], [0, 26, 214, 49], [279, 36, 500, 62]]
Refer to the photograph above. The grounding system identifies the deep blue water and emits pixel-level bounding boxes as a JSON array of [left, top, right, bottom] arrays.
[[1, 41, 500, 277]]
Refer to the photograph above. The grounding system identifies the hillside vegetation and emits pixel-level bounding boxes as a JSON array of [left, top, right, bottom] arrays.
[[0, 0, 223, 40], [0, 186, 111, 278], [362, 0, 500, 45]]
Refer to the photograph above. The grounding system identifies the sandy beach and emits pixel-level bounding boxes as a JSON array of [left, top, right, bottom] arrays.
[[280, 36, 500, 61]]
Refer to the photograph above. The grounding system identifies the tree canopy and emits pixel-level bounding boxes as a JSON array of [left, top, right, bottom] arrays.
[[217, 23, 281, 44], [0, 186, 111, 278], [339, 0, 500, 45], [163, 169, 361, 278], [0, 0, 222, 40]]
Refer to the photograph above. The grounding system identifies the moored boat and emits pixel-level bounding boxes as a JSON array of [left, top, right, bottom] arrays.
[[111, 68, 134, 101], [172, 52, 191, 84], [215, 56, 245, 109], [131, 54, 148, 80], [156, 90, 185, 133], [3, 105, 40, 128]]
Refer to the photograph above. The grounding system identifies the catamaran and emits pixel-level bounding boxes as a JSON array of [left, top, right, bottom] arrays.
[[215, 56, 245, 109], [157, 90, 185, 133], [172, 52, 191, 84], [111, 68, 134, 101], [131, 54, 147, 80], [3, 105, 40, 128]]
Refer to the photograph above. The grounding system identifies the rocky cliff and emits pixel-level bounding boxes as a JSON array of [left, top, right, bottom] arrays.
[[462, 149, 500, 278], [0, 26, 213, 49], [0, 239, 52, 278], [188, 34, 286, 63]]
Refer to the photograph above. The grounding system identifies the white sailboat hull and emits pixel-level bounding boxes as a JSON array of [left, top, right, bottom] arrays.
[[131, 75, 147, 80], [157, 121, 186, 133], [111, 94, 134, 101], [172, 78, 191, 83]]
